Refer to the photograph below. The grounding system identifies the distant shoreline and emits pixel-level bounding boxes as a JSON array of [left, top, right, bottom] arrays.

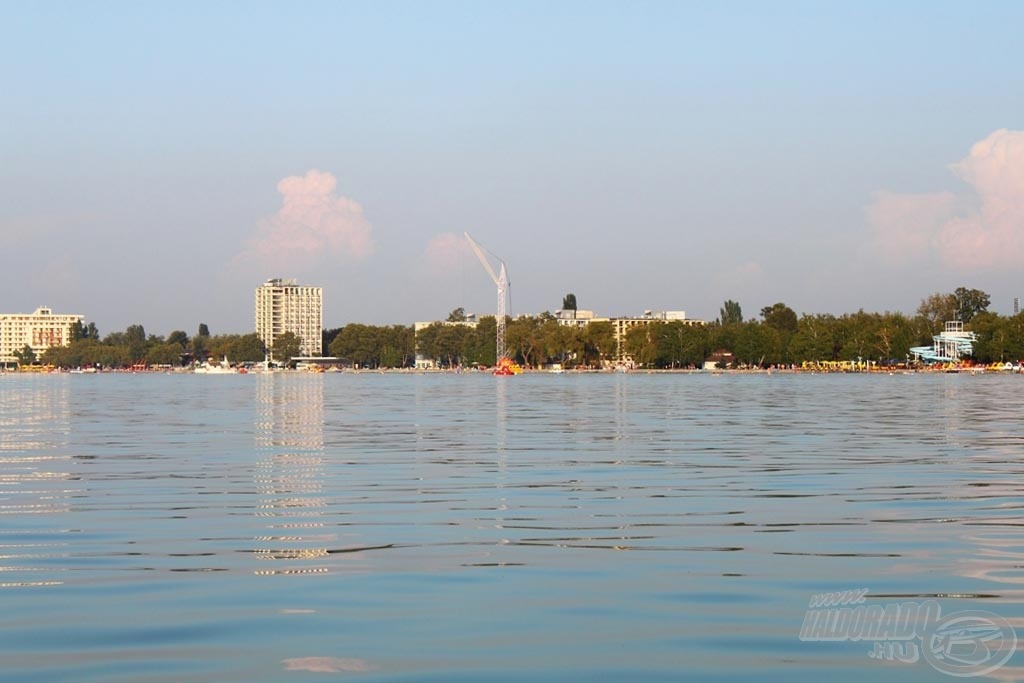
[[4, 366, 1020, 376]]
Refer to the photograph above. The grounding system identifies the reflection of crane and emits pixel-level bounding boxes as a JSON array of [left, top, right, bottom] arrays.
[[464, 232, 509, 361]]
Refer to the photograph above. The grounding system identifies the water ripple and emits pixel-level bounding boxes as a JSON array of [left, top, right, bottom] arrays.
[[2, 372, 1024, 680]]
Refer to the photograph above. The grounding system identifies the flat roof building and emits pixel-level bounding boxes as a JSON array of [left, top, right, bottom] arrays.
[[0, 306, 84, 365], [555, 309, 596, 327], [255, 278, 323, 361]]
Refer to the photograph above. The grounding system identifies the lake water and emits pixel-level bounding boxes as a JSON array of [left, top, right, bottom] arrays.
[[2, 372, 1023, 681]]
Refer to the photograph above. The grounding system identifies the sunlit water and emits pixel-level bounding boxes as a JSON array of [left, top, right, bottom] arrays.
[[2, 372, 1023, 682]]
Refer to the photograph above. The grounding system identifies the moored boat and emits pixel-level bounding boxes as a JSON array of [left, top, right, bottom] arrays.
[[194, 357, 237, 374]]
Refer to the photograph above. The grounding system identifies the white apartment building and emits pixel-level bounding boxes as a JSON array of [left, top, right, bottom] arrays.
[[255, 278, 323, 360], [0, 306, 84, 365]]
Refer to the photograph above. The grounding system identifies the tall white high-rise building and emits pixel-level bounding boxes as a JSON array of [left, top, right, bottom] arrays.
[[255, 279, 323, 360], [0, 306, 84, 365]]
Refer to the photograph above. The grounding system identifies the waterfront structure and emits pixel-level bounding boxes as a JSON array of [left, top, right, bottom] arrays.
[[255, 279, 322, 360], [0, 306, 84, 365], [909, 320, 978, 363]]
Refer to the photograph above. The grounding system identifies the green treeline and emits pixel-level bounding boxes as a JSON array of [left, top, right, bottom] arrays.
[[33, 287, 1024, 370], [413, 314, 616, 369], [41, 323, 267, 369], [415, 308, 1024, 369], [623, 311, 1011, 369]]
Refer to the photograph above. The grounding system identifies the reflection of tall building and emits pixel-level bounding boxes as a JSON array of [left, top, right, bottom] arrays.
[[0, 307, 84, 365], [0, 378, 74, 587], [0, 377, 71, 456], [254, 375, 330, 575], [255, 374, 325, 451], [255, 278, 322, 360]]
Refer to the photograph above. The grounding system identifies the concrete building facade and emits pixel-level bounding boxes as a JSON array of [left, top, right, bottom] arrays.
[[0, 306, 84, 365], [255, 278, 323, 360]]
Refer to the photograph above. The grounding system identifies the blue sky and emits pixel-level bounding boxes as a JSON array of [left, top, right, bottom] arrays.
[[3, 2, 1023, 335]]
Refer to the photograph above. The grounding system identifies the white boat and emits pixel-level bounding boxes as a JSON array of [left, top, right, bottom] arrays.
[[194, 357, 237, 374]]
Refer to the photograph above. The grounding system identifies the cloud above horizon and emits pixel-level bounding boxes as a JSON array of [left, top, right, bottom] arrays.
[[867, 129, 1024, 269], [234, 170, 373, 273]]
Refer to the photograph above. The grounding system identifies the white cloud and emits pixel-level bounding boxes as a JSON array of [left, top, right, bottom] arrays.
[[235, 170, 373, 272], [867, 129, 1024, 270]]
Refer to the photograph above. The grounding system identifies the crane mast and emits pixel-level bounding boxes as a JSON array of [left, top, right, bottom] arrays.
[[464, 232, 509, 362]]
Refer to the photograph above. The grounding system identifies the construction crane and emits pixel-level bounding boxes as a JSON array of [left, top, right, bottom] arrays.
[[464, 232, 509, 362]]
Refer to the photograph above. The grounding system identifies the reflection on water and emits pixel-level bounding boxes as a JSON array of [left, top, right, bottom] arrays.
[[254, 374, 330, 575], [0, 377, 74, 588], [0, 372, 1022, 681], [0, 376, 70, 452]]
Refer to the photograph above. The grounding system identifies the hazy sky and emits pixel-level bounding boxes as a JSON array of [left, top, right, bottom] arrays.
[[3, 2, 1023, 336]]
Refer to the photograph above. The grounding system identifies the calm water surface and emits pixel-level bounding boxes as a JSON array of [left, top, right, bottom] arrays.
[[2, 372, 1023, 681]]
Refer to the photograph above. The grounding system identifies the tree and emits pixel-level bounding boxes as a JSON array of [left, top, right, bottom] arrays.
[[145, 343, 184, 366], [788, 314, 839, 362], [954, 287, 990, 323], [435, 324, 470, 367], [205, 333, 265, 363], [539, 318, 574, 366], [760, 303, 798, 333], [124, 324, 146, 344], [917, 293, 957, 330], [558, 323, 587, 368], [14, 345, 36, 365], [506, 316, 544, 367], [462, 317, 496, 367], [414, 323, 443, 366], [272, 332, 303, 366], [197, 323, 210, 337], [446, 307, 467, 323], [834, 310, 879, 361], [70, 321, 99, 341], [387, 325, 416, 368], [624, 323, 659, 366], [191, 334, 208, 362], [583, 321, 615, 367], [121, 324, 148, 361], [167, 330, 189, 347], [733, 322, 781, 367], [653, 322, 710, 368], [720, 300, 743, 325], [228, 334, 266, 363], [562, 293, 577, 311], [322, 327, 343, 352], [873, 312, 916, 362]]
